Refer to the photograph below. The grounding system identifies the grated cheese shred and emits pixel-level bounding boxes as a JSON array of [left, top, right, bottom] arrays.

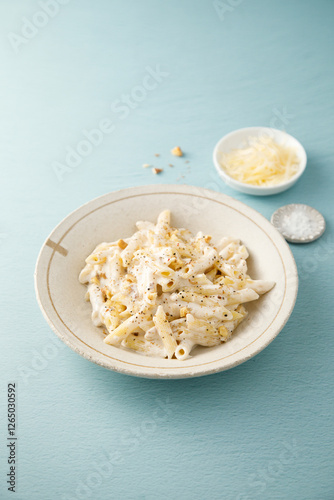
[[220, 135, 299, 186]]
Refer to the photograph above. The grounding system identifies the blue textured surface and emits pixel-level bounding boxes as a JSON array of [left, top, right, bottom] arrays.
[[1, 1, 334, 499]]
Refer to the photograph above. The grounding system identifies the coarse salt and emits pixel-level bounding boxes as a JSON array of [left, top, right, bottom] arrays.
[[281, 210, 318, 239]]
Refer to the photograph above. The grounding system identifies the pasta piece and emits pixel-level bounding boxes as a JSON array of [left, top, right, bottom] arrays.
[[224, 289, 259, 306], [184, 314, 221, 346], [245, 279, 275, 295], [122, 334, 165, 358], [180, 247, 217, 278], [104, 313, 144, 346], [175, 339, 194, 360], [121, 232, 145, 267], [153, 306, 177, 359], [88, 284, 105, 326], [156, 209, 171, 229], [221, 305, 248, 341]]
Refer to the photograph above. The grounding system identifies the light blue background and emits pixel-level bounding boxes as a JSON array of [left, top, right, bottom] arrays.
[[1, 0, 334, 499]]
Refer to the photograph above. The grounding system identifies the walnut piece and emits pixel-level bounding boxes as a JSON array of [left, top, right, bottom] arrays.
[[117, 239, 128, 249], [171, 146, 183, 157], [152, 168, 163, 174]]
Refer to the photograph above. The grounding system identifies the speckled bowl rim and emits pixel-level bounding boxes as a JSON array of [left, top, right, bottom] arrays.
[[34, 185, 298, 379]]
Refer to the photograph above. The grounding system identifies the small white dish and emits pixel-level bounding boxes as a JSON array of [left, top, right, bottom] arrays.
[[35, 185, 298, 379], [271, 204, 326, 243], [213, 127, 307, 195]]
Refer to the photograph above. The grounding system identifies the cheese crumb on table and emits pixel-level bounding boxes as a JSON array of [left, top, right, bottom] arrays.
[[171, 146, 183, 157]]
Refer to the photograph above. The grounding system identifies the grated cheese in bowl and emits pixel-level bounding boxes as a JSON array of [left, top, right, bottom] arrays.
[[219, 135, 300, 187]]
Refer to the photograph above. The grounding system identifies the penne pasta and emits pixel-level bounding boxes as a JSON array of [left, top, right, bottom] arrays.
[[79, 211, 275, 360], [153, 306, 177, 359]]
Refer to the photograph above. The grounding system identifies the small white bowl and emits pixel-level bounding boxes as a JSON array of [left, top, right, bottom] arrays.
[[213, 127, 307, 196]]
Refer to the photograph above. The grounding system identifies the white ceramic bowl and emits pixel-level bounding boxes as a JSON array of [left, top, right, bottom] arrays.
[[213, 127, 307, 195], [35, 185, 298, 379]]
